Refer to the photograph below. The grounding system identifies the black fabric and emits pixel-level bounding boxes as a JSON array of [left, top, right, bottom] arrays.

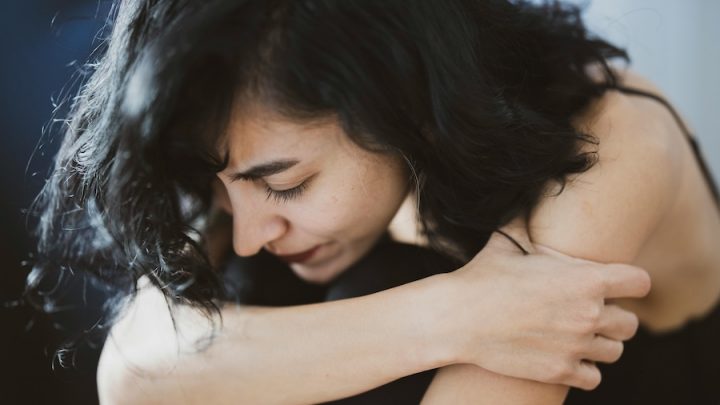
[[565, 300, 720, 404]]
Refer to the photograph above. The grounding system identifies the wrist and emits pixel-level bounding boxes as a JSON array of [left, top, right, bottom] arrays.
[[412, 273, 463, 369]]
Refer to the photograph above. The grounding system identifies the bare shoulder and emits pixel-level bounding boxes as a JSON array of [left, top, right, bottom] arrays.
[[528, 67, 685, 263]]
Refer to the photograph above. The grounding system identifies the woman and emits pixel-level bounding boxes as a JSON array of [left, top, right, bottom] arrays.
[[27, 0, 718, 403]]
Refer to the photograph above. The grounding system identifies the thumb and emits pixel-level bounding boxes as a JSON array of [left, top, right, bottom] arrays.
[[534, 243, 601, 266], [533, 243, 568, 258]]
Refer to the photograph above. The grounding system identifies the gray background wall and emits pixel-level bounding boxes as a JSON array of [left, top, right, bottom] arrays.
[[568, 0, 720, 182]]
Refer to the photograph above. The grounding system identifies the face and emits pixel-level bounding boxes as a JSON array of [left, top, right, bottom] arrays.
[[215, 104, 411, 284]]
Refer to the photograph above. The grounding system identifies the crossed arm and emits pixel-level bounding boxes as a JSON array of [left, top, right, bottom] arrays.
[[96, 85, 671, 405], [97, 231, 649, 404], [421, 78, 682, 404]]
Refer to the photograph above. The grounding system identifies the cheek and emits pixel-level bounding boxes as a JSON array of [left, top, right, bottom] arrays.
[[289, 194, 358, 236], [283, 183, 368, 240], [286, 153, 408, 240], [303, 179, 403, 239]]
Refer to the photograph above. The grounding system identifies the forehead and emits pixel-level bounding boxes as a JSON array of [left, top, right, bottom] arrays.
[[222, 104, 345, 169]]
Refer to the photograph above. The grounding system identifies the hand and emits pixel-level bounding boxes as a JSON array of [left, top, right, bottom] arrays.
[[433, 222, 651, 390]]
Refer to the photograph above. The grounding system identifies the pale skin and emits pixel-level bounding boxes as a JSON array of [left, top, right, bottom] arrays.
[[95, 67, 719, 405], [419, 68, 720, 403], [98, 234, 647, 405]]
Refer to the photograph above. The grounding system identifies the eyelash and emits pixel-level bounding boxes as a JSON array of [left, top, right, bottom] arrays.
[[264, 181, 308, 203]]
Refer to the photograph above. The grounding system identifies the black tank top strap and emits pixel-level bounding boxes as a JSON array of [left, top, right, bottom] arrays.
[[600, 83, 720, 206]]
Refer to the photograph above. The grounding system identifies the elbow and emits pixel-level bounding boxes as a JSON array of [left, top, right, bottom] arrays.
[[97, 340, 163, 405]]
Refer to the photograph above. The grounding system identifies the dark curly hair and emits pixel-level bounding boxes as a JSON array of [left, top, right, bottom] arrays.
[[27, 0, 628, 358]]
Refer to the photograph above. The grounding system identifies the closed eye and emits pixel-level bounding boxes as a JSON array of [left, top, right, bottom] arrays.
[[263, 176, 313, 203]]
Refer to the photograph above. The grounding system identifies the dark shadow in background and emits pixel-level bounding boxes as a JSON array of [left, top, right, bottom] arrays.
[[1, 1, 113, 404]]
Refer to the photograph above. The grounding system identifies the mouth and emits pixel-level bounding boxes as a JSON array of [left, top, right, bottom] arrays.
[[275, 244, 322, 264]]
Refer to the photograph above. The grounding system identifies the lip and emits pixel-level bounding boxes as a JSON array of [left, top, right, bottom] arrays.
[[275, 245, 321, 263]]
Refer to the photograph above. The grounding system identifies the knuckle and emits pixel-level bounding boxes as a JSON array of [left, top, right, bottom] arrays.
[[568, 340, 586, 360], [589, 304, 603, 322], [547, 361, 573, 384], [580, 283, 603, 303], [575, 319, 595, 336], [584, 270, 605, 295], [573, 352, 588, 366], [575, 306, 602, 335]]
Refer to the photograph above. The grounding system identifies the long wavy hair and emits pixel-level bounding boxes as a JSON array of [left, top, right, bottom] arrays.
[[27, 0, 628, 356]]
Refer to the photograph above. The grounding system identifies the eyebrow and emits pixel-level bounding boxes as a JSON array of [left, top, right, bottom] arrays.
[[227, 159, 300, 181]]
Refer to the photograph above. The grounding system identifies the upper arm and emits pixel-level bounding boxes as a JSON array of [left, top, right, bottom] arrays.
[[421, 80, 683, 405], [529, 89, 682, 263]]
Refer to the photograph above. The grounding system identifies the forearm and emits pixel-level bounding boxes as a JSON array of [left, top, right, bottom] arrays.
[[222, 275, 451, 403], [100, 273, 453, 405], [100, 226, 650, 404], [421, 364, 569, 405]]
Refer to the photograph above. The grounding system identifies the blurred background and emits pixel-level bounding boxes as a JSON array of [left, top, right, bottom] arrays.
[[1, 1, 717, 404], [572, 0, 720, 177], [1, 1, 113, 404]]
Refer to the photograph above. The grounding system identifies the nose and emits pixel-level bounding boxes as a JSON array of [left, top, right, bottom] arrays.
[[229, 195, 288, 257]]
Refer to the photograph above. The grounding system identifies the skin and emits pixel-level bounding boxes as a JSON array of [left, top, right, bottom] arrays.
[[95, 70, 657, 404], [213, 69, 683, 404], [214, 104, 411, 285], [418, 67, 720, 403]]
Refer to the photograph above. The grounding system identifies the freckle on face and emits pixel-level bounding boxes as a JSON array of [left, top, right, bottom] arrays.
[[221, 103, 411, 282]]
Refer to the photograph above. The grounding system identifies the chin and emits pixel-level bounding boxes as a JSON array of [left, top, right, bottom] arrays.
[[289, 255, 353, 285], [289, 239, 380, 285]]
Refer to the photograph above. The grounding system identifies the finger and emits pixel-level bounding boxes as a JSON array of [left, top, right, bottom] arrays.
[[534, 243, 595, 263], [534, 244, 652, 298], [583, 335, 624, 364], [596, 304, 640, 341], [535, 243, 623, 269], [568, 360, 602, 391], [600, 265, 652, 299]]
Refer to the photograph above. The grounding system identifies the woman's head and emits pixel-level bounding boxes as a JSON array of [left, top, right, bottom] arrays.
[[216, 103, 410, 284], [28, 0, 628, 341]]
